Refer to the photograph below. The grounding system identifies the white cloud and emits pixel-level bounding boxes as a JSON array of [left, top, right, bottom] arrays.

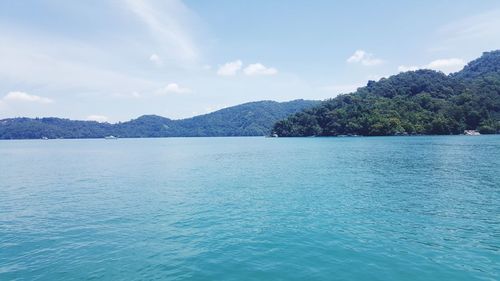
[[426, 58, 465, 73], [217, 60, 242, 76], [217, 61, 278, 76], [347, 50, 365, 63], [347, 50, 384, 66], [162, 83, 191, 94], [243, 63, 278, 76], [3, 91, 53, 104], [124, 0, 199, 62], [398, 65, 420, 72], [149, 53, 163, 66], [398, 58, 465, 74], [86, 115, 108, 123]]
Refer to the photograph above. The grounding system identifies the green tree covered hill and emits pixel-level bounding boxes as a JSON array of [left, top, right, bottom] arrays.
[[273, 51, 500, 136]]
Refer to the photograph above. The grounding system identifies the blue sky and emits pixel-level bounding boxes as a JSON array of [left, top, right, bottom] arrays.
[[1, 0, 499, 122]]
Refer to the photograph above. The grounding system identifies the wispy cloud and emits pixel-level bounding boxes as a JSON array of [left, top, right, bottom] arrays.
[[398, 58, 465, 74], [347, 50, 384, 66], [3, 91, 53, 104], [243, 63, 278, 76], [217, 60, 242, 76], [124, 0, 199, 62], [438, 10, 500, 44], [86, 115, 109, 123], [0, 29, 158, 95]]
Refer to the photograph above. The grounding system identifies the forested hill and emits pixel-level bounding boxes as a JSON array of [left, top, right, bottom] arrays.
[[273, 50, 500, 137], [0, 100, 319, 139]]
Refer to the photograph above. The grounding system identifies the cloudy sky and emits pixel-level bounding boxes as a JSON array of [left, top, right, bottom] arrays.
[[1, 0, 499, 122]]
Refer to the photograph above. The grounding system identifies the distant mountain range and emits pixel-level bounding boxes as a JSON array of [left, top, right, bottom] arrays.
[[3, 50, 500, 140], [0, 100, 319, 139], [273, 50, 500, 136]]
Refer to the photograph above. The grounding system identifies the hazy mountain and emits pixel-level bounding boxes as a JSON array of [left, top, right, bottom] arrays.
[[0, 100, 319, 139]]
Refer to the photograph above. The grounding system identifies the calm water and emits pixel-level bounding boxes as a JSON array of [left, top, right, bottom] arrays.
[[0, 136, 499, 281]]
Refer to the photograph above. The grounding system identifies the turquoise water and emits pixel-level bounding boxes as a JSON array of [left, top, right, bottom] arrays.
[[0, 136, 499, 280]]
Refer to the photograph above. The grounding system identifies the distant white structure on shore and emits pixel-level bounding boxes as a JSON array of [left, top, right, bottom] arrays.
[[464, 130, 480, 136]]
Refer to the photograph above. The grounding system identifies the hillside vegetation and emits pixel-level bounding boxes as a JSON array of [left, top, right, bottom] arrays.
[[273, 51, 500, 136], [0, 100, 319, 139]]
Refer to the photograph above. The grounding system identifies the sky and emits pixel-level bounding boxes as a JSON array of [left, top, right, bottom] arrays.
[[1, 0, 500, 122]]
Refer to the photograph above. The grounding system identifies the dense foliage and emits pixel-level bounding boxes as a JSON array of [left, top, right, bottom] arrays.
[[0, 100, 319, 139], [273, 50, 500, 136]]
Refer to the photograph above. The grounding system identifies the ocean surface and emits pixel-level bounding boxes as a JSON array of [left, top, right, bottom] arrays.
[[0, 136, 499, 281]]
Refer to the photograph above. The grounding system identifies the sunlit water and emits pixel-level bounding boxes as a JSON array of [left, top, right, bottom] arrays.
[[1, 136, 499, 280]]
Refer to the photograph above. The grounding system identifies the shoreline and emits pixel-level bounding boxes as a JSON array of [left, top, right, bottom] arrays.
[[1, 134, 498, 141]]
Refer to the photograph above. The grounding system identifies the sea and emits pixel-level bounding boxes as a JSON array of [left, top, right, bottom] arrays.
[[1, 136, 499, 280]]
